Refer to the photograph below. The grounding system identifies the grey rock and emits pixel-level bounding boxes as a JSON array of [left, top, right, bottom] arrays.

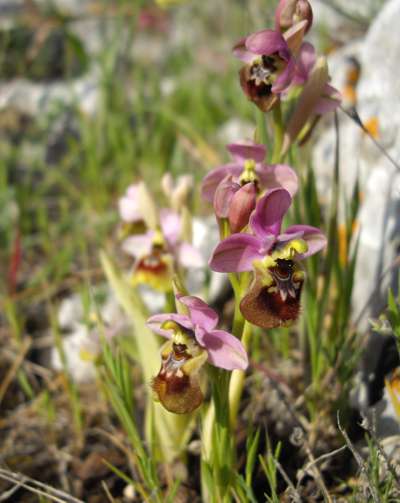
[[0, 69, 100, 115], [312, 0, 400, 330]]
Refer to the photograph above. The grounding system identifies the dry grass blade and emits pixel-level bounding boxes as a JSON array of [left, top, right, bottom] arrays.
[[102, 480, 117, 503], [273, 458, 302, 503], [340, 106, 400, 173], [0, 468, 84, 503], [337, 412, 380, 503], [0, 337, 32, 406], [0, 478, 24, 501], [267, 378, 332, 502]]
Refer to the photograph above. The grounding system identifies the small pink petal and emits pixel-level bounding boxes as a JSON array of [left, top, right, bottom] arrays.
[[250, 188, 292, 238], [256, 163, 298, 197], [214, 175, 239, 218], [284, 224, 327, 259], [122, 232, 154, 259], [283, 19, 308, 54], [195, 327, 248, 370], [313, 84, 341, 115], [292, 42, 316, 86], [277, 230, 304, 243], [233, 37, 255, 63], [147, 313, 193, 338], [245, 29, 287, 56], [118, 184, 142, 222], [160, 209, 181, 246], [227, 141, 266, 163], [177, 295, 219, 331], [209, 234, 264, 273], [201, 164, 242, 202], [272, 57, 295, 93], [178, 242, 205, 268]]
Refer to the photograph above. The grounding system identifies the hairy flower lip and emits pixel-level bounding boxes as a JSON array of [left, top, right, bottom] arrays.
[[240, 263, 304, 329], [151, 339, 205, 414]]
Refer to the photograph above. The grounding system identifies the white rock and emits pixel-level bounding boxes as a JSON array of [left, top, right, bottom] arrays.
[[51, 289, 127, 382], [310, 1, 366, 46], [217, 119, 255, 147], [0, 1, 24, 29], [138, 285, 166, 314], [312, 0, 400, 329], [51, 324, 98, 383], [58, 294, 84, 330], [34, 0, 94, 17], [351, 0, 400, 327], [0, 69, 101, 116]]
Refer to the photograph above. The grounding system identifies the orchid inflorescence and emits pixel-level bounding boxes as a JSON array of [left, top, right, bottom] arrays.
[[117, 0, 337, 416]]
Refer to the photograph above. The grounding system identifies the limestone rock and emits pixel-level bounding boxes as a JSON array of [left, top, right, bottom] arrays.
[[312, 0, 400, 329]]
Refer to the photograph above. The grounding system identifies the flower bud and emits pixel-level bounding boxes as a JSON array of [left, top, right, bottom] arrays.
[[213, 175, 239, 218], [228, 183, 257, 233], [275, 0, 313, 34]]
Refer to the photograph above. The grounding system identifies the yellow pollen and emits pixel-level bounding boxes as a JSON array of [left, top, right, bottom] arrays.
[[252, 258, 274, 286], [239, 159, 258, 184], [271, 238, 308, 261], [152, 229, 165, 247], [162, 321, 180, 331], [161, 321, 192, 346]]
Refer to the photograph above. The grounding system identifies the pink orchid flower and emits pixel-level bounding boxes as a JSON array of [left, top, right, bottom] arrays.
[[147, 294, 248, 413], [201, 141, 298, 232], [122, 209, 204, 291], [209, 188, 326, 328], [233, 21, 307, 112]]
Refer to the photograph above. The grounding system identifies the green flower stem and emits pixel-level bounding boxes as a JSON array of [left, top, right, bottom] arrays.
[[232, 296, 245, 337], [229, 320, 253, 429], [256, 108, 271, 151], [271, 103, 285, 164], [209, 367, 233, 501], [164, 289, 176, 313]]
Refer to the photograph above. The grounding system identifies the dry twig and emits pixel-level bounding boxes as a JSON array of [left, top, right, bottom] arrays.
[[337, 412, 380, 503], [0, 468, 84, 503], [0, 337, 32, 406]]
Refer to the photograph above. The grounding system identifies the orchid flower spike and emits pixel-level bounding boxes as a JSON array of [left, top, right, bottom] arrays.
[[201, 141, 298, 233], [122, 209, 204, 292], [147, 295, 248, 413], [209, 188, 327, 328], [233, 21, 307, 112]]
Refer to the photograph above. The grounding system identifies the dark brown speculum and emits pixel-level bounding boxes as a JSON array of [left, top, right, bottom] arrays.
[[239, 55, 281, 112], [240, 259, 304, 329], [152, 342, 203, 414], [137, 250, 168, 274]]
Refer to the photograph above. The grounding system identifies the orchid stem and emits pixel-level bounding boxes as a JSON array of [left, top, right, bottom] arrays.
[[165, 289, 175, 313], [271, 103, 284, 164], [229, 320, 252, 429]]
